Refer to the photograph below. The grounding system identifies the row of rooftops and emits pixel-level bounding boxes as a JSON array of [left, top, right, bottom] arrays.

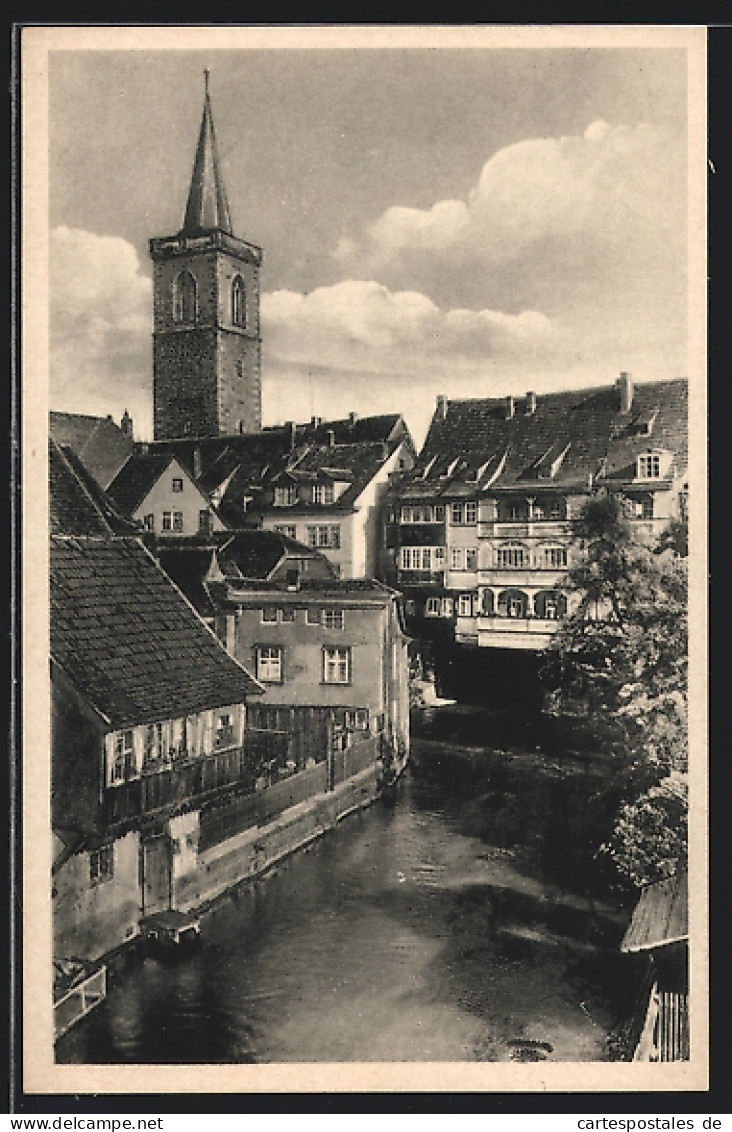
[[399, 376, 688, 498]]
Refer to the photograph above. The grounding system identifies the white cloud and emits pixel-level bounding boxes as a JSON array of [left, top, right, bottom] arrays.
[[50, 226, 153, 430], [347, 120, 686, 283], [263, 280, 553, 375]]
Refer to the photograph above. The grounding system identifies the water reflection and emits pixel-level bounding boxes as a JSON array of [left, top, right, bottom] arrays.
[[57, 715, 637, 1064]]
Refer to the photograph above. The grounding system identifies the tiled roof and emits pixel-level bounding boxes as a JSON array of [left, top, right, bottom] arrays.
[[49, 412, 134, 489], [228, 576, 397, 602], [260, 441, 394, 513], [50, 442, 139, 536], [621, 869, 688, 953], [107, 452, 178, 515], [134, 414, 413, 521], [407, 379, 688, 495], [51, 536, 262, 727], [154, 545, 221, 618]]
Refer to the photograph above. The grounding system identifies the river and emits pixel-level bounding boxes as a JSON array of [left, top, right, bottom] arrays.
[[56, 708, 639, 1064]]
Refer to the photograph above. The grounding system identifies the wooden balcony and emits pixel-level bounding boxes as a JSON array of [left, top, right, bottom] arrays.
[[103, 737, 288, 826]]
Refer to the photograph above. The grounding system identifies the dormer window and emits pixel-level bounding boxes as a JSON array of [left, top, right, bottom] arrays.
[[232, 275, 247, 328], [173, 270, 197, 324], [637, 453, 662, 479], [313, 482, 335, 505], [274, 485, 297, 507]]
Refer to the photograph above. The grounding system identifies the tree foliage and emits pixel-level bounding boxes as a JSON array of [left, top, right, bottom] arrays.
[[541, 492, 688, 888]]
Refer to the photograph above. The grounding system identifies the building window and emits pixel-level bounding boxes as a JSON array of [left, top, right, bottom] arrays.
[[450, 548, 464, 571], [323, 646, 351, 684], [464, 501, 477, 524], [144, 722, 163, 766], [637, 453, 662, 479], [281, 608, 296, 623], [434, 505, 445, 522], [232, 275, 247, 328], [457, 593, 474, 618], [173, 270, 197, 324], [465, 548, 478, 571], [323, 609, 344, 630], [274, 485, 296, 507], [535, 590, 567, 620], [425, 597, 441, 617], [261, 607, 279, 623], [450, 503, 463, 525], [548, 499, 566, 521], [172, 512, 184, 532], [274, 524, 297, 539], [162, 512, 172, 531], [441, 596, 454, 617], [307, 607, 321, 625], [199, 509, 212, 536], [498, 590, 528, 618], [542, 545, 568, 569], [143, 514, 155, 532], [306, 525, 340, 549], [496, 543, 527, 569], [313, 483, 335, 505], [633, 496, 654, 520], [89, 844, 114, 885], [111, 730, 135, 783], [172, 478, 184, 493], [256, 646, 283, 683], [215, 713, 236, 748]]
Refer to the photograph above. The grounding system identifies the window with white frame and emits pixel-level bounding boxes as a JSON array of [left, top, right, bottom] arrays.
[[542, 545, 568, 569], [322, 609, 345, 630], [162, 512, 172, 531], [496, 543, 527, 569], [465, 547, 478, 570], [274, 524, 297, 539], [89, 844, 114, 885], [274, 485, 296, 507], [450, 502, 463, 525], [323, 646, 351, 684], [425, 597, 441, 617], [144, 722, 163, 765], [173, 512, 183, 532], [464, 501, 477, 524], [216, 712, 236, 748], [112, 730, 135, 783], [281, 607, 296, 623], [637, 453, 662, 479], [306, 525, 341, 549], [143, 514, 155, 531], [633, 496, 654, 520], [313, 483, 335, 505], [441, 596, 454, 617], [457, 593, 474, 617], [450, 548, 464, 571], [256, 646, 283, 682], [261, 607, 279, 623], [400, 546, 442, 571], [172, 477, 184, 493]]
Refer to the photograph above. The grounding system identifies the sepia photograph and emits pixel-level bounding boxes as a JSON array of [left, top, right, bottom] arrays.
[[20, 24, 707, 1096]]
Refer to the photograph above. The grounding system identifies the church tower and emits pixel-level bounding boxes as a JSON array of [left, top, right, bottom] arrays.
[[150, 73, 262, 440]]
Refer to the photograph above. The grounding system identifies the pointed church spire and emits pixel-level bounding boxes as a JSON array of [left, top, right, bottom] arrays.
[[182, 71, 233, 235]]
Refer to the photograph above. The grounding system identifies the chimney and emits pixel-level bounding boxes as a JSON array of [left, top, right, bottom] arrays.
[[120, 409, 133, 438], [326, 429, 335, 448], [525, 391, 537, 416], [616, 371, 634, 414], [285, 421, 296, 451], [505, 395, 515, 420], [193, 444, 202, 481], [311, 415, 322, 429], [436, 394, 448, 421], [349, 411, 358, 428]]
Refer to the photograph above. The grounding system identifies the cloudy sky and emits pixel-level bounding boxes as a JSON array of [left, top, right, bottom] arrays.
[[48, 34, 693, 444]]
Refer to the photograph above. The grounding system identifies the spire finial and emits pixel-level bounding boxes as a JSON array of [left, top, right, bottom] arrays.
[[181, 72, 233, 235], [204, 68, 210, 96]]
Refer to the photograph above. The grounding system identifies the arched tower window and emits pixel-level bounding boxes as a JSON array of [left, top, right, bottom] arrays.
[[232, 275, 247, 328], [173, 271, 197, 324]]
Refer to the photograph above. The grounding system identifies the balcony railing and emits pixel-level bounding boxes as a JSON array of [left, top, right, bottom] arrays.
[[103, 738, 289, 826]]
